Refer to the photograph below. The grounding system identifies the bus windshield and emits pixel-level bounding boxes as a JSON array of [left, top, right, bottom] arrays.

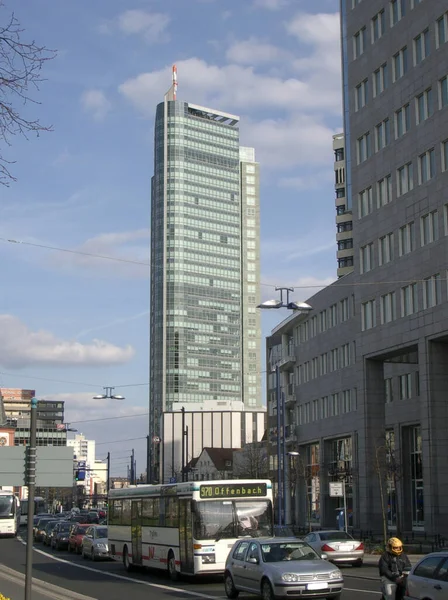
[[193, 500, 272, 540], [0, 496, 14, 519]]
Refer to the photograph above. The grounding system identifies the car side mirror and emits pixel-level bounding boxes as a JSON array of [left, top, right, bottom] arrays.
[[248, 557, 259, 564], [321, 553, 328, 560]]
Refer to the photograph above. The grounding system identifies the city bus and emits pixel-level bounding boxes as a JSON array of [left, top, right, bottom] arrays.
[[20, 496, 47, 526], [108, 479, 273, 579], [0, 491, 20, 536]]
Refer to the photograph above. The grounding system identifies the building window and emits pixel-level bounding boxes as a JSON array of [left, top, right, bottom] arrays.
[[336, 188, 346, 199], [380, 292, 396, 324], [372, 9, 386, 42], [340, 343, 351, 368], [399, 221, 415, 256], [436, 12, 448, 48], [379, 233, 394, 265], [399, 373, 412, 399], [353, 27, 366, 59], [418, 149, 435, 184], [320, 353, 328, 375], [334, 147, 344, 162], [337, 221, 353, 233], [355, 79, 369, 111], [414, 29, 430, 64], [440, 76, 448, 109], [362, 299, 376, 331], [331, 393, 339, 416], [401, 283, 418, 316], [319, 310, 327, 332], [310, 315, 318, 338], [385, 378, 393, 403], [420, 210, 438, 245], [410, 426, 424, 527], [357, 132, 371, 164], [330, 348, 339, 372], [340, 298, 350, 322], [410, 0, 423, 8], [444, 204, 448, 235], [423, 274, 441, 309], [373, 63, 388, 96], [328, 304, 338, 328], [360, 242, 374, 273], [395, 103, 410, 138], [392, 47, 408, 81], [390, 0, 405, 26], [375, 118, 390, 151], [338, 239, 353, 250], [377, 174, 392, 208], [397, 162, 414, 196], [358, 186, 373, 217], [443, 140, 448, 172], [338, 257, 354, 269], [416, 88, 433, 124]]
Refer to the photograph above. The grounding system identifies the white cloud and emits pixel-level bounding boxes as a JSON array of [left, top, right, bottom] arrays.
[[76, 311, 149, 340], [80, 90, 111, 121], [50, 229, 150, 278], [287, 12, 340, 46], [0, 315, 134, 368], [253, 0, 288, 10], [226, 38, 288, 65], [118, 57, 342, 117], [279, 170, 334, 190], [116, 10, 170, 43], [241, 115, 336, 169]]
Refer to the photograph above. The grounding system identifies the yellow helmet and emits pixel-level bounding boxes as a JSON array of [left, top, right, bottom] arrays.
[[388, 537, 403, 556]]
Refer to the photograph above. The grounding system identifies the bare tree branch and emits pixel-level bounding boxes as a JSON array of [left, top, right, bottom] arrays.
[[0, 1, 56, 185]]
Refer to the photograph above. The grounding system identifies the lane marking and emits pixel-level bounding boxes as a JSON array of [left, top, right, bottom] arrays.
[[344, 588, 379, 594], [17, 536, 226, 600]]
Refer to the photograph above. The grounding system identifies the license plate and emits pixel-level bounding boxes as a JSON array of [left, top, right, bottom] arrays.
[[340, 543, 354, 550], [307, 583, 328, 590]]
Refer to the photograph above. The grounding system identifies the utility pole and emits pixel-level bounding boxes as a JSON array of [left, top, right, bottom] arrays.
[[181, 407, 185, 482], [25, 397, 38, 600], [130, 449, 135, 485], [106, 452, 110, 496]]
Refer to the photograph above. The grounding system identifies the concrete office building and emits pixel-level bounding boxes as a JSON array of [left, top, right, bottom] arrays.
[[149, 69, 262, 481], [333, 133, 354, 278], [265, 0, 448, 534]]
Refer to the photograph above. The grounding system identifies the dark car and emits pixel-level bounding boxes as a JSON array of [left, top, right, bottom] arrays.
[[43, 520, 59, 546], [50, 521, 72, 550], [86, 511, 100, 524], [34, 518, 55, 542]]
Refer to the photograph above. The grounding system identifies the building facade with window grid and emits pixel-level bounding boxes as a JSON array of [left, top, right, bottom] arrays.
[[265, 0, 448, 535], [334, 134, 354, 278], [149, 91, 262, 483]]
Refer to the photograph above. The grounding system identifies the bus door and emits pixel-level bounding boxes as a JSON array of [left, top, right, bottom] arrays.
[[131, 500, 142, 566], [179, 498, 194, 573]]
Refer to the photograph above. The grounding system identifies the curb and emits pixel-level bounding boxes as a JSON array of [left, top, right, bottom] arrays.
[[0, 563, 97, 600]]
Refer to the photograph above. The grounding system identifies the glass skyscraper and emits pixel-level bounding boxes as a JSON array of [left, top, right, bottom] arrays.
[[149, 83, 261, 481]]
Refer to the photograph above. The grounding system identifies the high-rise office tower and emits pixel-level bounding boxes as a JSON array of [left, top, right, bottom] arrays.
[[149, 69, 261, 481]]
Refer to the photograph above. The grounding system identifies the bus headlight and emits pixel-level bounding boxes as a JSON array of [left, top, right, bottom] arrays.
[[201, 554, 215, 564]]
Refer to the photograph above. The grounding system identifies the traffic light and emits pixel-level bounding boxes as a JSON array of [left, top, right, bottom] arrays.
[[75, 469, 86, 481]]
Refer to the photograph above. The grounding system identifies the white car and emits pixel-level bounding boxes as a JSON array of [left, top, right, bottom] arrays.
[[303, 531, 364, 567], [405, 552, 448, 599], [81, 525, 109, 561]]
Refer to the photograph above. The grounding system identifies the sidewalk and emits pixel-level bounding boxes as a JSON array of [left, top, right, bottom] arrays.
[[0, 563, 96, 600]]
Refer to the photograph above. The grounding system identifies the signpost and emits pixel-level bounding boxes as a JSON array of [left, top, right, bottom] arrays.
[[329, 481, 347, 533]]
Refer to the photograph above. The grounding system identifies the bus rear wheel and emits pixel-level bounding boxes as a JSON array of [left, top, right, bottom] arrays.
[[167, 551, 179, 581], [123, 546, 133, 572]]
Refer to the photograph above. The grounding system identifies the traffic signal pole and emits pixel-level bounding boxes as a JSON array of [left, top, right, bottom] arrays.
[[25, 397, 37, 600]]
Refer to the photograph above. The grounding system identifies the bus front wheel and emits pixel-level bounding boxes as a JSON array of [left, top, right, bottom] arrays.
[[123, 546, 133, 572], [167, 551, 178, 582]]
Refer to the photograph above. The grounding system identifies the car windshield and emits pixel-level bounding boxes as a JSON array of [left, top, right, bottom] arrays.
[[45, 521, 58, 531], [319, 531, 353, 541], [76, 526, 87, 534], [193, 500, 273, 541], [0, 496, 14, 518], [96, 527, 107, 538], [58, 523, 71, 532], [261, 542, 319, 562]]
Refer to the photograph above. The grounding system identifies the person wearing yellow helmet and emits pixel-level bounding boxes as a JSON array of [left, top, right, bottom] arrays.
[[378, 538, 411, 600]]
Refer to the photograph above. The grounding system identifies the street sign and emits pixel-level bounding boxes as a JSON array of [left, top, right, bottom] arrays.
[[329, 482, 344, 497], [0, 446, 74, 487], [169, 477, 177, 483]]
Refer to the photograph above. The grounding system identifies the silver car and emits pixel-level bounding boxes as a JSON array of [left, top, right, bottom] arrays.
[[405, 551, 448, 600], [303, 530, 364, 567], [224, 537, 344, 600], [81, 525, 109, 561]]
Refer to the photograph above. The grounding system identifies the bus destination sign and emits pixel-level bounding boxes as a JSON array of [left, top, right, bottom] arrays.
[[200, 483, 267, 499]]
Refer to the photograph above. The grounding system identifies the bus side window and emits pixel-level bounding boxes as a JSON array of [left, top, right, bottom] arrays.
[[110, 500, 122, 526], [159, 498, 165, 527], [166, 497, 179, 528], [122, 499, 131, 527], [142, 499, 153, 526]]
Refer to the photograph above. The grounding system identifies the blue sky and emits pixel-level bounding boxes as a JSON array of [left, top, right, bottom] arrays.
[[0, 0, 342, 475]]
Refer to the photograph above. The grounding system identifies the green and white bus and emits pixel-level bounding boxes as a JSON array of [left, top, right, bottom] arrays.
[[108, 479, 273, 579]]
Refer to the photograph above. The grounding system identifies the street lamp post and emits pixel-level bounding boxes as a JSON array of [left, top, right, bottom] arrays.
[[257, 288, 312, 527], [93, 387, 125, 401]]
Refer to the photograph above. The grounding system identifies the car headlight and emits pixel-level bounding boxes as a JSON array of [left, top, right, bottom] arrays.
[[96, 543, 108, 549], [329, 570, 342, 579], [282, 573, 300, 582]]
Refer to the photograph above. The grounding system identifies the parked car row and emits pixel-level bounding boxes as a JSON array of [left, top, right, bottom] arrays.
[[32, 513, 109, 561]]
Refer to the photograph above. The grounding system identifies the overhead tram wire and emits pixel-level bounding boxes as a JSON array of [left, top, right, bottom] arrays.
[[1, 235, 443, 289]]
